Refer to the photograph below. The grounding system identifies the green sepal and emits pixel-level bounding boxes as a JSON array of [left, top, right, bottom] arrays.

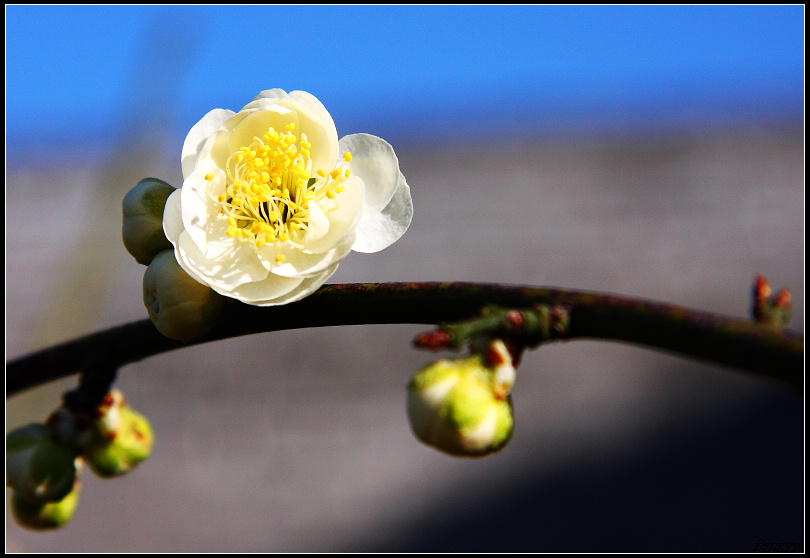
[[122, 178, 176, 265]]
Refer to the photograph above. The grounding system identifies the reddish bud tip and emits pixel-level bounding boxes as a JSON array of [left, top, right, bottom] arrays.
[[773, 289, 792, 309], [753, 274, 771, 302], [484, 344, 509, 367], [505, 309, 525, 330], [413, 330, 453, 350]]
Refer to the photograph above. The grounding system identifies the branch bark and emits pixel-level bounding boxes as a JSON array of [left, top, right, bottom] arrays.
[[6, 282, 803, 397]]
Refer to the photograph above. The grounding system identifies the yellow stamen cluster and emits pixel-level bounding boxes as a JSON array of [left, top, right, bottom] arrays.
[[212, 123, 352, 258]]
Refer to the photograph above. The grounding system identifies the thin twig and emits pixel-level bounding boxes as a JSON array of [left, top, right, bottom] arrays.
[[6, 282, 803, 397]]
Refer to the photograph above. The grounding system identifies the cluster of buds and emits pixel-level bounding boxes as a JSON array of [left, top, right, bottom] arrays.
[[752, 274, 792, 327], [6, 390, 153, 530], [407, 339, 517, 456], [123, 178, 224, 341]]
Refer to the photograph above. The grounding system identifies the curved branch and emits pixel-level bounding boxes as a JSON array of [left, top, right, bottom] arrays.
[[6, 282, 803, 397]]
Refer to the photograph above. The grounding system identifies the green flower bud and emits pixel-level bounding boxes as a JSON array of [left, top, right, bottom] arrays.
[[123, 178, 176, 265], [12, 479, 81, 530], [83, 391, 154, 478], [407, 340, 516, 457], [143, 249, 225, 341], [6, 424, 77, 504]]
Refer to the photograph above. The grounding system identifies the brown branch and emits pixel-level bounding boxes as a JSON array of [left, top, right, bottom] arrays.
[[6, 282, 803, 397]]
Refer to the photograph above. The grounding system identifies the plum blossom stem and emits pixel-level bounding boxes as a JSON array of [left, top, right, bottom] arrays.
[[6, 282, 803, 397]]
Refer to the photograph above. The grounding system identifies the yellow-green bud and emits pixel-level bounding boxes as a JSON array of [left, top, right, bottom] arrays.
[[143, 249, 225, 341], [6, 424, 77, 504], [83, 391, 154, 478], [12, 479, 81, 530], [123, 178, 176, 265], [407, 340, 516, 457]]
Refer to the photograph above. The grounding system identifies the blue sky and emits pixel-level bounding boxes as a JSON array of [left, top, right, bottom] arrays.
[[5, 5, 804, 150]]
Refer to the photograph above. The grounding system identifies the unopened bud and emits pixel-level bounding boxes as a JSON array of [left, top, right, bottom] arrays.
[[6, 424, 77, 504], [12, 478, 81, 530], [123, 178, 176, 265], [83, 391, 154, 478], [751, 274, 792, 326], [407, 340, 515, 456], [143, 249, 225, 341]]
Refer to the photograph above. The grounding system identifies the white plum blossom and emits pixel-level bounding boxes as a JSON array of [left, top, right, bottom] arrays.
[[164, 89, 412, 306]]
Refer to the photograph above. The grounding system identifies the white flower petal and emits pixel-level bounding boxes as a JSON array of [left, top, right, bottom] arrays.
[[235, 264, 339, 306], [247, 88, 289, 105], [303, 199, 329, 244], [275, 93, 339, 172], [205, 112, 252, 170], [304, 175, 365, 254], [163, 189, 183, 244], [241, 90, 338, 173], [257, 232, 356, 278], [339, 133, 400, 214], [180, 163, 223, 254], [182, 109, 234, 179], [176, 230, 269, 291], [353, 171, 413, 253], [222, 271, 306, 305], [227, 106, 296, 156]]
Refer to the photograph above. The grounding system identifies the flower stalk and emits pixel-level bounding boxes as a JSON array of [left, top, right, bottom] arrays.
[[413, 304, 571, 353]]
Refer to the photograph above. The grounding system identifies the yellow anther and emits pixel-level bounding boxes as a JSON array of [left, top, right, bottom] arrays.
[[275, 253, 286, 263], [205, 173, 214, 181], [344, 169, 351, 178], [217, 122, 347, 250]]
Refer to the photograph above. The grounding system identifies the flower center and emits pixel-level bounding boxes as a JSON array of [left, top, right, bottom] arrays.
[[211, 123, 351, 260]]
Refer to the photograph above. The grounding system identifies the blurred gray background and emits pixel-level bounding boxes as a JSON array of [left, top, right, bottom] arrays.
[[6, 6, 804, 552]]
